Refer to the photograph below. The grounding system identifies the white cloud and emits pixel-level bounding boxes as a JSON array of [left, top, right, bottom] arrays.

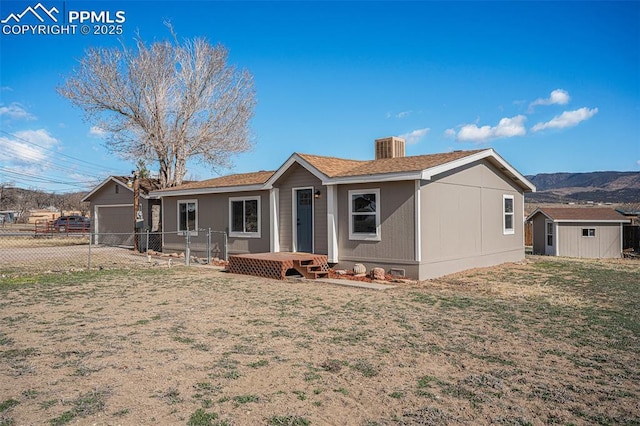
[[386, 110, 412, 119], [444, 128, 456, 139], [0, 103, 35, 121], [456, 115, 527, 143], [0, 129, 60, 165], [458, 124, 492, 142], [529, 89, 570, 111], [493, 116, 527, 138], [531, 107, 598, 132], [400, 128, 430, 144], [89, 126, 107, 138]]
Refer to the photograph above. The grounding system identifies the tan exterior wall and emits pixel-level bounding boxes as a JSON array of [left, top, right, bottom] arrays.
[[272, 163, 327, 254], [557, 222, 623, 258], [419, 160, 525, 279], [161, 191, 270, 255], [336, 181, 415, 264]]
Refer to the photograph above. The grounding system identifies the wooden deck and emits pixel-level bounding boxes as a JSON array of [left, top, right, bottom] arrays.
[[227, 252, 329, 280]]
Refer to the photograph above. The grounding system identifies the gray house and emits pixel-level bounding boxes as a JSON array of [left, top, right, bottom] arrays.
[[82, 176, 162, 242], [152, 137, 535, 280], [527, 207, 630, 258]]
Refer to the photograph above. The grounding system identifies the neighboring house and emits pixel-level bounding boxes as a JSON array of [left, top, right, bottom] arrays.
[[527, 207, 630, 258], [0, 211, 16, 224], [24, 208, 59, 224], [82, 176, 162, 242], [151, 137, 536, 280]]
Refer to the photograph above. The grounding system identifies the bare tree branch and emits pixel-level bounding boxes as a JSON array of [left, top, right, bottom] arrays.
[[58, 32, 255, 188]]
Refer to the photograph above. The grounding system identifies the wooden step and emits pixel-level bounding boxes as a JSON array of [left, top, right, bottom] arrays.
[[293, 259, 329, 279]]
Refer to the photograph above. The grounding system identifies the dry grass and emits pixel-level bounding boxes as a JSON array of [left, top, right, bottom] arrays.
[[0, 256, 638, 425]]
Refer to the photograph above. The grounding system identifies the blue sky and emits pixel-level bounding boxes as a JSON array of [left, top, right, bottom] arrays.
[[1, 1, 638, 193]]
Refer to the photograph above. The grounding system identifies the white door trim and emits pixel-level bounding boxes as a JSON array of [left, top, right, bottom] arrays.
[[270, 188, 280, 252], [545, 219, 556, 256]]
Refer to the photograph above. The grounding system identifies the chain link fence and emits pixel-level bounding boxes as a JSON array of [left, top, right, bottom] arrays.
[[0, 228, 227, 274]]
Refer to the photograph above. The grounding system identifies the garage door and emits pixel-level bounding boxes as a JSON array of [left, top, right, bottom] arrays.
[[96, 205, 134, 246]]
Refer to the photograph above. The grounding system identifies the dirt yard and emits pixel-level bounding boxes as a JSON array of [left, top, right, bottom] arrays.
[[0, 256, 638, 425]]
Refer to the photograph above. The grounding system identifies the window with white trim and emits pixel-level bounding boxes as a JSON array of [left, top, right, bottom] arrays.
[[178, 200, 197, 234], [503, 195, 515, 235], [582, 228, 596, 237], [349, 189, 380, 240], [229, 196, 260, 238]]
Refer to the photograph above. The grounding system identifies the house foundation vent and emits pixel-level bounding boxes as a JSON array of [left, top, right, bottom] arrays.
[[375, 136, 406, 160]]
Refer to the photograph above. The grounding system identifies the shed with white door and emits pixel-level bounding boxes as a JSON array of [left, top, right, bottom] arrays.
[[527, 207, 630, 258]]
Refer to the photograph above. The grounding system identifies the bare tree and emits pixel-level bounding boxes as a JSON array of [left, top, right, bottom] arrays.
[[58, 30, 255, 188], [57, 192, 90, 216], [0, 182, 15, 210]]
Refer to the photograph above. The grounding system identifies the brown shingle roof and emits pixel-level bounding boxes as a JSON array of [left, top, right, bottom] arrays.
[[296, 154, 366, 177], [157, 170, 275, 192], [153, 148, 520, 193], [299, 149, 487, 178], [112, 177, 163, 195], [536, 207, 629, 222]]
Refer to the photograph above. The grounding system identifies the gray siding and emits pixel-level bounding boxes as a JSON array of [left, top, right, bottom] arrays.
[[531, 214, 547, 255], [89, 181, 133, 206], [336, 181, 415, 264], [95, 205, 133, 234], [89, 180, 160, 232], [162, 191, 270, 255], [87, 180, 155, 233], [557, 222, 622, 258], [419, 160, 525, 279], [273, 163, 327, 254]]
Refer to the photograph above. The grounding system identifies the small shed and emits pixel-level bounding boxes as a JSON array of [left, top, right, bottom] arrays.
[[527, 207, 630, 258]]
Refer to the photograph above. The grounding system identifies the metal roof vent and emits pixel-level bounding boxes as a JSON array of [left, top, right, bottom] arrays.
[[375, 136, 406, 160]]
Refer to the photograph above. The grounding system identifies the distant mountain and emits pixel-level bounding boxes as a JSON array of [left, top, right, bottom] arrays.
[[525, 171, 640, 203]]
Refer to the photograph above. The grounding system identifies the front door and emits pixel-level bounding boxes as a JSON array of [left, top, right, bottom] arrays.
[[545, 220, 555, 255], [295, 188, 313, 253]]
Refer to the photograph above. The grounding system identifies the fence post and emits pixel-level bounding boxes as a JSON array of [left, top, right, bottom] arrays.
[[88, 232, 92, 270], [185, 231, 191, 266], [207, 228, 212, 265], [223, 231, 228, 261], [146, 229, 150, 261]]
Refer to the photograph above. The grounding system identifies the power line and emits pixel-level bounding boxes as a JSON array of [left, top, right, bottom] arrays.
[[0, 148, 111, 180], [0, 129, 123, 174], [0, 128, 132, 190], [0, 167, 99, 189]]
